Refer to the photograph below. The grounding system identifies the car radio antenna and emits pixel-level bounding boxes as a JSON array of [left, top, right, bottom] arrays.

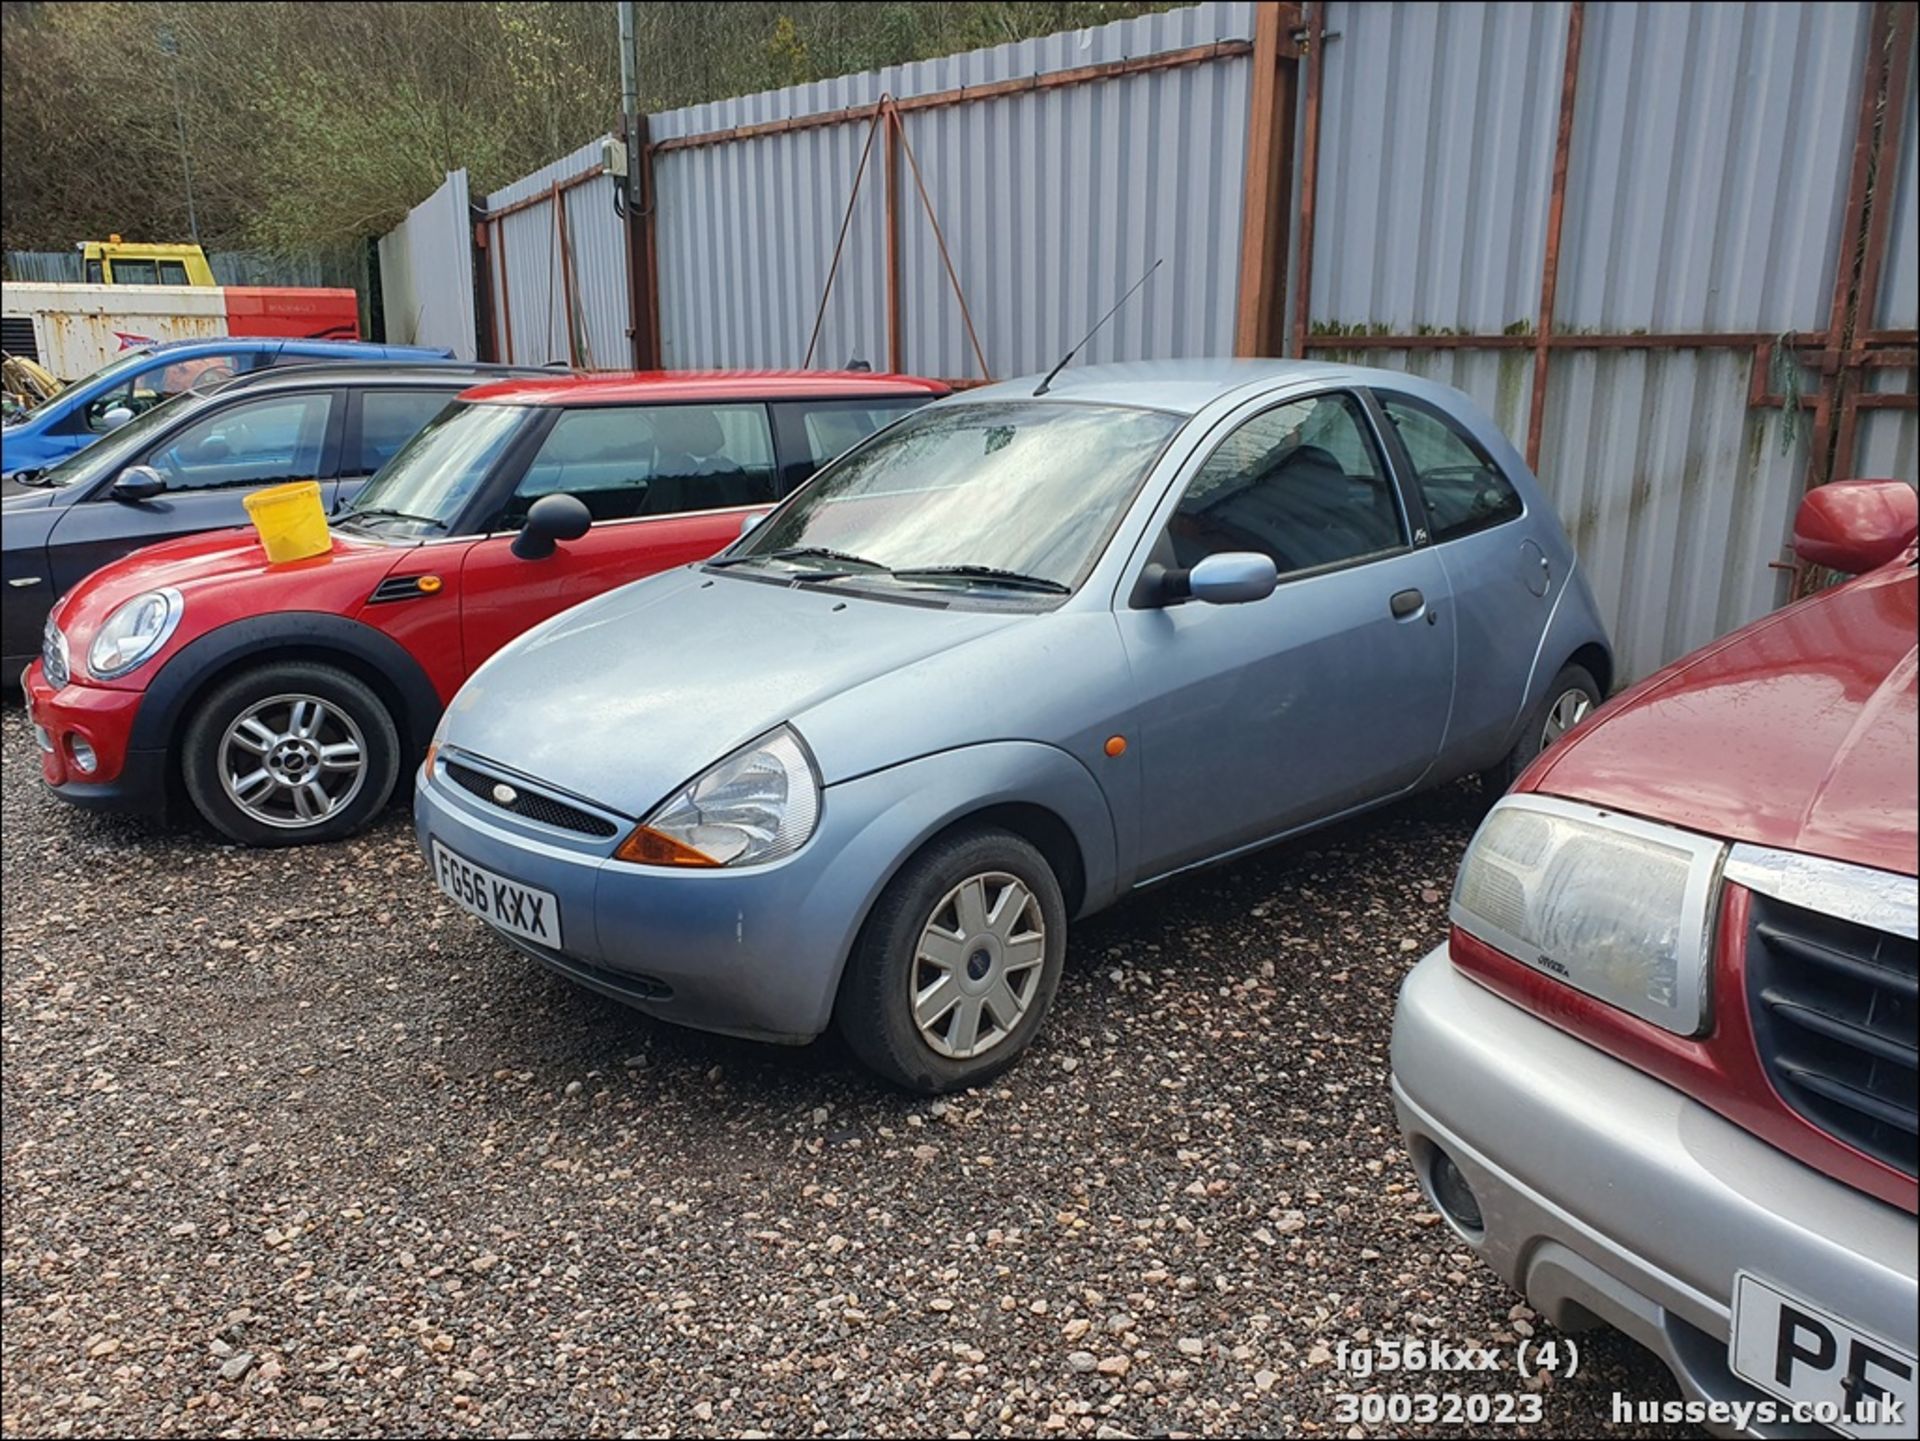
[[1033, 258, 1162, 396]]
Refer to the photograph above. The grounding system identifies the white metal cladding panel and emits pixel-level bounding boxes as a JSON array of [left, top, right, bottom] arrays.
[[649, 3, 1255, 141], [893, 49, 1248, 379], [1878, 23, 1918, 331], [648, 1, 1255, 373], [1538, 350, 1808, 683], [654, 121, 890, 370], [377, 169, 476, 360], [1558, 2, 1871, 332], [1308, 2, 1567, 333], [486, 137, 631, 369]]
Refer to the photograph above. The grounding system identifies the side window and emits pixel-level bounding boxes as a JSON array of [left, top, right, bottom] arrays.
[[773, 397, 928, 491], [84, 259, 104, 284], [149, 355, 244, 397], [1378, 393, 1523, 541], [354, 390, 453, 475], [158, 260, 191, 286], [111, 259, 160, 286], [145, 393, 333, 491], [501, 403, 777, 528], [1165, 392, 1405, 576]]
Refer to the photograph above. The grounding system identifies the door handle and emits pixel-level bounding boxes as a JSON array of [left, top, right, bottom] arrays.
[[1390, 588, 1425, 619]]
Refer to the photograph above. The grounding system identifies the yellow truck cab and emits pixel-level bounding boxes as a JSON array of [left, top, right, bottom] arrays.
[[79, 237, 216, 287]]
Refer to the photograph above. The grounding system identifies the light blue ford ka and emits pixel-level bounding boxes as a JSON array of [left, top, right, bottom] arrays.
[[415, 360, 1613, 1091]]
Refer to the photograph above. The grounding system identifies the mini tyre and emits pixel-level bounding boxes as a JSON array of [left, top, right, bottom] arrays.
[[180, 661, 401, 847], [1480, 661, 1601, 797], [836, 825, 1068, 1093]]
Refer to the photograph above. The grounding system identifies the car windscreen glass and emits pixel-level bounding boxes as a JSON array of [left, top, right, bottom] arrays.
[[26, 389, 213, 488], [19, 346, 157, 417], [338, 401, 530, 534], [723, 401, 1181, 594]]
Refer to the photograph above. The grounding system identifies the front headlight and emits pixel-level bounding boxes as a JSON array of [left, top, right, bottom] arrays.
[[87, 588, 184, 680], [1451, 794, 1726, 1035], [615, 725, 820, 868]]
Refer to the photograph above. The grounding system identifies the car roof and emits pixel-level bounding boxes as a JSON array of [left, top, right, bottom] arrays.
[[209, 361, 555, 394], [458, 370, 952, 407], [948, 358, 1421, 416], [142, 337, 443, 358]]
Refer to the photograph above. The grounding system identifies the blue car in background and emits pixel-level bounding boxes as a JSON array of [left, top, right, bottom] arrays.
[[2, 337, 450, 479]]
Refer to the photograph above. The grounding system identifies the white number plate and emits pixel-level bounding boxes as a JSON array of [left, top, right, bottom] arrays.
[[1729, 1273, 1915, 1438], [430, 839, 562, 949]]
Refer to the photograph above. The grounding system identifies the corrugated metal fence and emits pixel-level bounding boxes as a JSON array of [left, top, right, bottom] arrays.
[[380, 0, 1916, 680], [376, 169, 477, 360]]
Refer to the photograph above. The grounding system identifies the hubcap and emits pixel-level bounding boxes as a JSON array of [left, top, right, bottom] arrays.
[[911, 871, 1047, 1061], [218, 693, 368, 829], [1542, 687, 1593, 747]]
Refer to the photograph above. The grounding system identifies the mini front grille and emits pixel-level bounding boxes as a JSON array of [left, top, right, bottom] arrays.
[[1746, 891, 1918, 1177], [445, 759, 618, 838], [41, 621, 69, 690]]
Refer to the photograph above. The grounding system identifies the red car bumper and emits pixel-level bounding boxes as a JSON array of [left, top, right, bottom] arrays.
[[21, 660, 169, 815]]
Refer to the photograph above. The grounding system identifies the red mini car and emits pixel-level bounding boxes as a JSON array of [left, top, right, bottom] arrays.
[[22, 371, 946, 845]]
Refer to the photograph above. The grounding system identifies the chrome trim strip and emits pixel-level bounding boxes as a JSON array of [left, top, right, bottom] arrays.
[[1724, 843, 1918, 941]]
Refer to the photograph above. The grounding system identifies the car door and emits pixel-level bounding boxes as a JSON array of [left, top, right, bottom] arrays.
[[336, 387, 462, 508], [1371, 389, 1544, 764], [456, 401, 779, 672], [1115, 389, 1456, 880], [46, 388, 342, 592]]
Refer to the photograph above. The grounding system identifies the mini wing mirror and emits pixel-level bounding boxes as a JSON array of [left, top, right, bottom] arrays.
[[99, 404, 135, 432], [510, 492, 592, 560], [1793, 479, 1918, 576], [110, 465, 166, 502]]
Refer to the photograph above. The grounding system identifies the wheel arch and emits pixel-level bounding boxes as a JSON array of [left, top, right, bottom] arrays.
[[131, 613, 445, 781]]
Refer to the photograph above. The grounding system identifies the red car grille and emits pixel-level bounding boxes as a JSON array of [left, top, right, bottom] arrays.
[[1746, 893, 1918, 1178]]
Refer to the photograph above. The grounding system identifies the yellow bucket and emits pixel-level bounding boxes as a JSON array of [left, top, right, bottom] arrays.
[[243, 480, 331, 564]]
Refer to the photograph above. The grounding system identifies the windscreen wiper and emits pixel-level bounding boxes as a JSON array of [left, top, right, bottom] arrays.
[[709, 545, 890, 572], [337, 507, 450, 531], [888, 564, 1069, 594]]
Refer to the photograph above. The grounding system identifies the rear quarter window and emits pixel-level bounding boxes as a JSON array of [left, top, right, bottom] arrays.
[[1377, 392, 1524, 542], [771, 396, 932, 492]]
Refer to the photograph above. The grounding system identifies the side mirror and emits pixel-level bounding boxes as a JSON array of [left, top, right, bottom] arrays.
[[99, 404, 135, 432], [1148, 552, 1278, 607], [1793, 480, 1918, 576], [510, 493, 592, 560], [110, 465, 166, 502], [740, 512, 764, 538]]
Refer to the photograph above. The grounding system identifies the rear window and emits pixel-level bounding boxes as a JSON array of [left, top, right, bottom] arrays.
[[771, 396, 932, 492]]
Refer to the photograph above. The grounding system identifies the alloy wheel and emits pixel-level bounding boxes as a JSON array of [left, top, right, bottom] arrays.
[[1542, 687, 1593, 747], [217, 693, 369, 829], [910, 871, 1048, 1060]]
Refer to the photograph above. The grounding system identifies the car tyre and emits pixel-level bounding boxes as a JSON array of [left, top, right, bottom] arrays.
[[836, 825, 1068, 1094], [181, 661, 401, 847], [1480, 661, 1601, 797]]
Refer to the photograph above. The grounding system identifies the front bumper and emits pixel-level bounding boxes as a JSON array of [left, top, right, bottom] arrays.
[[415, 747, 922, 1046], [20, 660, 168, 815], [1391, 944, 1917, 1439]]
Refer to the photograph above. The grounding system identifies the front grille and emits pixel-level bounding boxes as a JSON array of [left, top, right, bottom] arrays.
[[2, 315, 38, 363], [1746, 891, 1918, 1177], [41, 621, 69, 690], [445, 759, 618, 838]]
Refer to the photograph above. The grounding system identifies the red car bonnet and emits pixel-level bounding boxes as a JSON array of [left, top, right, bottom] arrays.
[[1524, 556, 1919, 879]]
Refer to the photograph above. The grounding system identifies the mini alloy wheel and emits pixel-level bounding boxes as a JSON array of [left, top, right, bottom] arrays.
[[218, 692, 369, 829]]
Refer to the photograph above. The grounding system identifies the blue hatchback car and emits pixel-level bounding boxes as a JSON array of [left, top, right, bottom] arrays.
[[416, 360, 1614, 1092], [2, 337, 449, 479]]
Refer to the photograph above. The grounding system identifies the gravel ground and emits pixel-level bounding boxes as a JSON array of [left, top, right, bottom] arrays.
[[1, 707, 1691, 1439]]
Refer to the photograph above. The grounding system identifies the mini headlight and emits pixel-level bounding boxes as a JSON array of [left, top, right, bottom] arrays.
[[1451, 794, 1726, 1035], [617, 725, 820, 868], [87, 588, 184, 680]]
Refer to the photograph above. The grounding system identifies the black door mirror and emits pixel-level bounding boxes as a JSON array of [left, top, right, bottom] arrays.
[[510, 493, 592, 559], [110, 465, 167, 503]]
